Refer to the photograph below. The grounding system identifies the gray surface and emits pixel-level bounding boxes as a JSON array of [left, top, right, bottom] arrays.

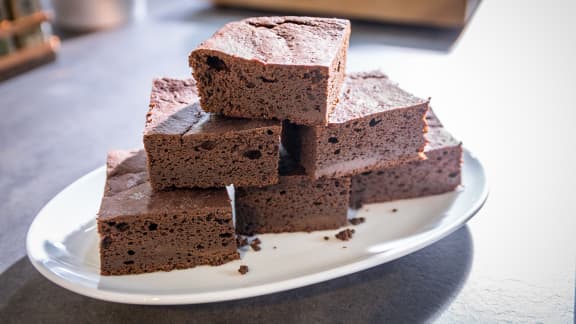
[[1, 0, 575, 323]]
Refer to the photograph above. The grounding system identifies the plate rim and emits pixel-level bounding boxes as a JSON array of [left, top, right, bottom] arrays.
[[26, 149, 488, 305]]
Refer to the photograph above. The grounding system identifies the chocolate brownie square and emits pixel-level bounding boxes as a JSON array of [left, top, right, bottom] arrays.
[[283, 71, 429, 179], [189, 16, 351, 126], [235, 152, 350, 234], [97, 149, 239, 276], [144, 78, 281, 190], [350, 125, 462, 208]]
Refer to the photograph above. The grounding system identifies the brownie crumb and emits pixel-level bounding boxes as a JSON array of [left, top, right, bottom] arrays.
[[236, 236, 249, 248], [238, 265, 249, 275], [323, 236, 330, 241], [335, 229, 355, 241], [349, 217, 365, 225], [250, 238, 262, 251], [392, 208, 398, 213]]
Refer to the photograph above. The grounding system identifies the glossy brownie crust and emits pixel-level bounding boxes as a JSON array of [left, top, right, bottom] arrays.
[[350, 125, 462, 209], [97, 150, 239, 276], [283, 71, 428, 180], [144, 78, 281, 190], [189, 16, 351, 126], [235, 154, 350, 234]]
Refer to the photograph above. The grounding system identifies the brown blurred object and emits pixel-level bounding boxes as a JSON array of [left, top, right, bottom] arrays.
[[50, 0, 146, 32], [0, 0, 59, 81], [213, 0, 471, 28], [0, 0, 15, 56]]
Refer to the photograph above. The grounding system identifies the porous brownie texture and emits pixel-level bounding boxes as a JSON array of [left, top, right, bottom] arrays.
[[283, 71, 429, 180], [144, 78, 281, 190], [189, 16, 351, 126], [97, 149, 239, 276], [350, 125, 462, 208], [235, 153, 350, 234]]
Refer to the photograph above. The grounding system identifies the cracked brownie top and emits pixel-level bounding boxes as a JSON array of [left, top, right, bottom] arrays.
[[194, 16, 351, 65]]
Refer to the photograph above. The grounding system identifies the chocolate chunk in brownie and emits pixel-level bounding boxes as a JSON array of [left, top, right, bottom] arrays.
[[235, 152, 350, 234], [349, 217, 365, 225], [144, 78, 281, 190], [97, 149, 239, 276], [335, 228, 355, 241], [350, 124, 462, 208], [282, 71, 429, 180], [238, 265, 249, 275], [189, 16, 351, 126]]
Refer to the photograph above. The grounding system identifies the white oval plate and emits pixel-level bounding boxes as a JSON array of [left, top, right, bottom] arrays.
[[27, 149, 487, 305]]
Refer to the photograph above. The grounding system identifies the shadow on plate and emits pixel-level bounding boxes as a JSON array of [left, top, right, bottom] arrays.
[[0, 226, 473, 323]]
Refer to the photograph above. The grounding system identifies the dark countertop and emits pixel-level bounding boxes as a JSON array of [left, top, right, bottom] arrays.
[[1, 1, 575, 322]]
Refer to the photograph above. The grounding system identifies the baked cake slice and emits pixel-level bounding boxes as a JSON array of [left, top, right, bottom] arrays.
[[235, 151, 350, 234], [283, 71, 429, 179], [97, 149, 239, 275], [189, 16, 351, 126], [350, 112, 462, 208], [144, 78, 281, 190]]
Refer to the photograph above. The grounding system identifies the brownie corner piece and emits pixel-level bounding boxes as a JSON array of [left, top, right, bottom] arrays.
[[97, 149, 239, 276], [350, 126, 462, 208], [283, 71, 429, 179], [143, 77, 281, 190], [189, 16, 351, 126], [235, 153, 350, 234]]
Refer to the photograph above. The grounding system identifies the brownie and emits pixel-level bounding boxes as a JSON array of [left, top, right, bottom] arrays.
[[97, 149, 239, 276], [238, 265, 249, 275], [350, 125, 462, 208], [189, 16, 351, 126], [335, 228, 355, 241], [235, 152, 350, 234], [144, 78, 281, 190], [283, 71, 429, 179], [349, 217, 365, 225]]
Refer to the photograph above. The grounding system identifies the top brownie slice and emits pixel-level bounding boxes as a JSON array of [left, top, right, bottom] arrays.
[[282, 71, 429, 179], [144, 78, 281, 190], [189, 16, 351, 126]]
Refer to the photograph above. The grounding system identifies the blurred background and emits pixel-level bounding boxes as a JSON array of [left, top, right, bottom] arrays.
[[1, 0, 575, 322], [1, 0, 480, 80]]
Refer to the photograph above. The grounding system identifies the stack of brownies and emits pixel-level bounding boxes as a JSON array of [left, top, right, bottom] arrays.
[[97, 16, 462, 276]]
